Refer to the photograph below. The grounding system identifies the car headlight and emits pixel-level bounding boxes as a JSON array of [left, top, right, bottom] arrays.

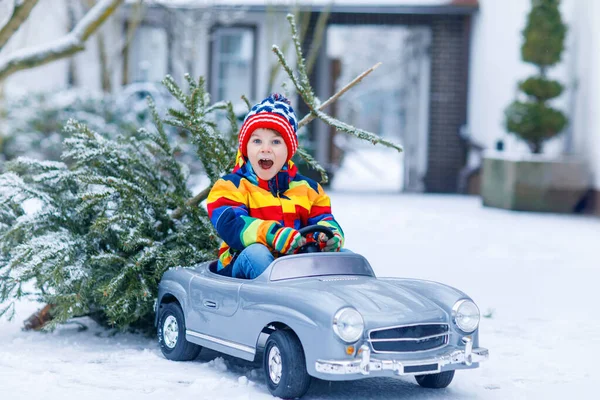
[[333, 308, 364, 343], [452, 299, 480, 333]]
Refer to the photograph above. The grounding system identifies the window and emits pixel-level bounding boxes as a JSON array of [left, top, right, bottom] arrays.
[[211, 27, 255, 102], [129, 26, 168, 83]]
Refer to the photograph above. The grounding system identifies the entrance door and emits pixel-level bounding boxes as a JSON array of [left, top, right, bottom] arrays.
[[326, 25, 432, 192]]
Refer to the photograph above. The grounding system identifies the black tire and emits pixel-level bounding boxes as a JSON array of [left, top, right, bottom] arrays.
[[263, 330, 312, 399], [415, 370, 455, 389], [157, 302, 201, 361]]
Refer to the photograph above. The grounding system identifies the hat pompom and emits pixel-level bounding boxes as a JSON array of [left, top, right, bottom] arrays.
[[269, 93, 291, 105]]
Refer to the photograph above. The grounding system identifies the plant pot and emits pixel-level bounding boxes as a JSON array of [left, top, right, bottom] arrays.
[[481, 152, 591, 213]]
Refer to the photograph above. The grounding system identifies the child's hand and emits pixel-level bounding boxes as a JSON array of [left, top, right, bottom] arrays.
[[322, 231, 344, 252], [290, 235, 307, 254], [273, 227, 306, 254], [316, 232, 328, 243]]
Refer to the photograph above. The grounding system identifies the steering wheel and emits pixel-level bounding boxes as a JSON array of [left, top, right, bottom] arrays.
[[296, 225, 334, 254]]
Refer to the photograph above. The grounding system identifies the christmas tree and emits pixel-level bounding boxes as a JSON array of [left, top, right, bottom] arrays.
[[504, 0, 568, 154], [0, 15, 401, 332]]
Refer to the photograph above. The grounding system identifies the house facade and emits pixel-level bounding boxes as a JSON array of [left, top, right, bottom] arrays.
[[2, 0, 599, 213]]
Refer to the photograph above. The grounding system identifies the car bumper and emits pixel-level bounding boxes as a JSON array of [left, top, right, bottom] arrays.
[[315, 342, 489, 376]]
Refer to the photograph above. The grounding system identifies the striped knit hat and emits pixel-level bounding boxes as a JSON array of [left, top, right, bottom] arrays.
[[238, 94, 298, 162]]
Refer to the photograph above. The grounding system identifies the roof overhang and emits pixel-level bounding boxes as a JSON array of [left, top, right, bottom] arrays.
[[136, 0, 479, 15]]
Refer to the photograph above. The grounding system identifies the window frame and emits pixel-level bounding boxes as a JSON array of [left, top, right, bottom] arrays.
[[127, 22, 169, 83], [209, 25, 257, 103]]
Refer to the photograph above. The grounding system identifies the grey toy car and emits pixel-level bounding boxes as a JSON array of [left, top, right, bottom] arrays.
[[155, 226, 488, 399]]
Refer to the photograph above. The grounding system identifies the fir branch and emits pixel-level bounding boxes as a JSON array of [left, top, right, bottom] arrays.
[[170, 186, 210, 220], [162, 75, 188, 106], [298, 62, 382, 129], [226, 101, 239, 136], [241, 95, 251, 111], [206, 101, 229, 114], [296, 148, 328, 183], [313, 109, 403, 152], [0, 172, 54, 206], [286, 14, 314, 104], [272, 45, 304, 101], [0, 302, 16, 321]]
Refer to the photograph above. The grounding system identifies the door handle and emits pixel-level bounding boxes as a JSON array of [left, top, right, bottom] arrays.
[[203, 300, 217, 308]]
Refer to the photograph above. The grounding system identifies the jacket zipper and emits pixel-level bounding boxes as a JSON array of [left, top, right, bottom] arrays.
[[275, 177, 284, 223]]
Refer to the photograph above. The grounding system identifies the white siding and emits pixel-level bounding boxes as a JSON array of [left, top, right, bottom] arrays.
[[570, 0, 600, 189]]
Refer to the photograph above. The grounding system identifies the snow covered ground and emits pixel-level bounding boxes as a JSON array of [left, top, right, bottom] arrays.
[[1, 192, 598, 399], [1, 146, 599, 399]]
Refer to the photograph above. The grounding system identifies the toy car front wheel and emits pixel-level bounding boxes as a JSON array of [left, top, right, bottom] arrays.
[[158, 302, 201, 361], [263, 330, 311, 399], [415, 370, 455, 389]]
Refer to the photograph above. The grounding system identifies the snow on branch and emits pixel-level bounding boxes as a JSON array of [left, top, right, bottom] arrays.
[[0, 0, 40, 51], [0, 0, 124, 81], [298, 62, 383, 129]]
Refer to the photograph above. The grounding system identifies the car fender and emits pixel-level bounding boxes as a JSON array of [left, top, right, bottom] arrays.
[[381, 278, 481, 346], [155, 279, 189, 327], [248, 303, 320, 329], [245, 301, 336, 370], [254, 314, 327, 369]]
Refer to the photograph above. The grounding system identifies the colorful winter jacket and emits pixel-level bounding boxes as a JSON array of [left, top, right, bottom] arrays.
[[206, 152, 344, 274]]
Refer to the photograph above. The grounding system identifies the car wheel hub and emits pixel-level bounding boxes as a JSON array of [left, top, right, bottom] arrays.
[[268, 345, 282, 385], [163, 315, 179, 349]]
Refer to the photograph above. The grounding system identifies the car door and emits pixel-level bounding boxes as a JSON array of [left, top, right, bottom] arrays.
[[186, 272, 243, 343]]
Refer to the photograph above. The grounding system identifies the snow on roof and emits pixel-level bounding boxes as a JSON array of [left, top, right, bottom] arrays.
[[136, 0, 478, 12]]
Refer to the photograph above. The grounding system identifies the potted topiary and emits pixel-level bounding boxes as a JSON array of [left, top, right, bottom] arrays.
[[481, 0, 590, 213]]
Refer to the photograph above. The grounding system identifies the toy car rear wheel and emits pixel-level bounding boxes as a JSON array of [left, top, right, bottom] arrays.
[[263, 330, 311, 399], [415, 370, 455, 389], [158, 302, 201, 361]]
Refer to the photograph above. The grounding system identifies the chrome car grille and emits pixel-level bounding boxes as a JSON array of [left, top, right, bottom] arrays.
[[368, 323, 449, 353]]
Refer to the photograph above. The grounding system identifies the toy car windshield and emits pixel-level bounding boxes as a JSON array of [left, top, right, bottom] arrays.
[[268, 253, 375, 281]]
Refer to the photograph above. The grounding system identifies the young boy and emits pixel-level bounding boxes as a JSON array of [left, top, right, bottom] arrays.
[[206, 94, 344, 279]]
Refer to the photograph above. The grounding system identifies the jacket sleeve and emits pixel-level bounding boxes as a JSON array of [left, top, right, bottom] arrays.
[[306, 183, 344, 242], [206, 178, 283, 251]]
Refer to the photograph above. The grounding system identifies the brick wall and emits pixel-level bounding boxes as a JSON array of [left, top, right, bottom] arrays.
[[424, 16, 471, 193]]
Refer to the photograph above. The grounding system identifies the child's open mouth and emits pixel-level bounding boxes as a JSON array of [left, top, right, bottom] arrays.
[[258, 159, 274, 169]]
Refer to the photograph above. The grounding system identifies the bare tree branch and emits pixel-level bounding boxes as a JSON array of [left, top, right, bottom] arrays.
[[170, 186, 210, 220], [0, 0, 124, 81], [298, 62, 382, 128], [0, 0, 40, 51]]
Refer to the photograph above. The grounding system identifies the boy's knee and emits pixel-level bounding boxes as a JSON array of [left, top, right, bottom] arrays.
[[245, 243, 271, 256], [234, 243, 274, 279]]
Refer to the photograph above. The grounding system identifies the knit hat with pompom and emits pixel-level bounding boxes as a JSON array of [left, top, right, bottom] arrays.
[[238, 93, 298, 162]]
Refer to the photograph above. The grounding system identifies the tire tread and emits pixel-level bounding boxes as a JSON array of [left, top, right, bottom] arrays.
[[158, 302, 201, 361], [263, 329, 311, 399], [415, 370, 455, 389]]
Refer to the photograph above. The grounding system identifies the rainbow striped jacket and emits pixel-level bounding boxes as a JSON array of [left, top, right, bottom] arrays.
[[206, 153, 344, 274]]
